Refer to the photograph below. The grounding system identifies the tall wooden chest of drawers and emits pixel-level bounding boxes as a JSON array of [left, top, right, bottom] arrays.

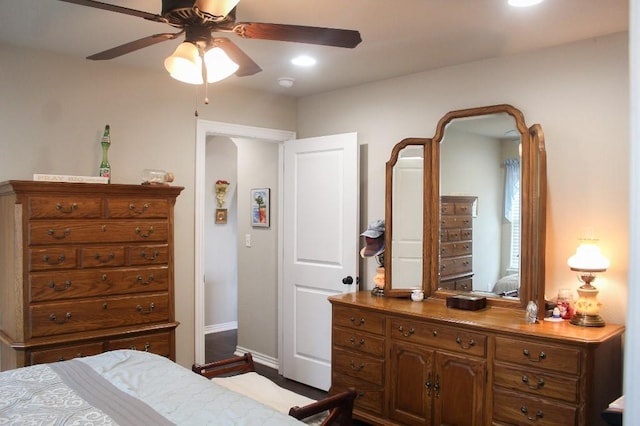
[[0, 180, 183, 370], [439, 195, 475, 291]]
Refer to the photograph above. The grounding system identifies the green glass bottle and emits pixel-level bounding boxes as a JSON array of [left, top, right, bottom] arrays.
[[99, 124, 111, 183]]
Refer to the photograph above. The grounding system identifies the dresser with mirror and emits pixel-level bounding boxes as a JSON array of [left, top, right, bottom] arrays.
[[329, 105, 624, 426]]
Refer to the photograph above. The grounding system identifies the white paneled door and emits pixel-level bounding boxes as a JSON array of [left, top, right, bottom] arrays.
[[282, 133, 359, 390]]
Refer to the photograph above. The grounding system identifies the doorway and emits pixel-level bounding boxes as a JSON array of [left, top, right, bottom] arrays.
[[194, 120, 295, 364]]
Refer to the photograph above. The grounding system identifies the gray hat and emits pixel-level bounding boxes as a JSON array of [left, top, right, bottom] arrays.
[[361, 219, 385, 238]]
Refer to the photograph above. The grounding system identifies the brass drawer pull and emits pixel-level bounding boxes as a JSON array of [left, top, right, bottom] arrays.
[[140, 250, 160, 261], [55, 202, 78, 213], [43, 254, 66, 265], [523, 349, 546, 362], [398, 326, 415, 337], [520, 406, 544, 421], [349, 337, 365, 347], [94, 252, 115, 262], [48, 280, 71, 291], [129, 342, 151, 352], [349, 316, 365, 326], [50, 312, 71, 324], [522, 375, 545, 390], [136, 303, 155, 314], [432, 330, 438, 337], [135, 226, 154, 238], [136, 274, 155, 285], [129, 203, 150, 214], [47, 228, 71, 240], [349, 360, 364, 371], [455, 337, 476, 349]]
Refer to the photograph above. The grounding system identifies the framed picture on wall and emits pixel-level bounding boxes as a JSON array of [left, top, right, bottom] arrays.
[[215, 208, 227, 224], [251, 188, 270, 227]]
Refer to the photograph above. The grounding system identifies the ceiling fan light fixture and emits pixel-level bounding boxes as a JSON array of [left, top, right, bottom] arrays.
[[195, 0, 240, 19], [203, 47, 239, 83], [164, 42, 203, 84]]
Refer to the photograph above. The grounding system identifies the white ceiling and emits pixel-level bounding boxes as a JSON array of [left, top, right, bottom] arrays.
[[0, 0, 629, 97]]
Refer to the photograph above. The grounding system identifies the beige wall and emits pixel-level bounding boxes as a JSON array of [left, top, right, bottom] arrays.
[[0, 43, 296, 367], [297, 32, 629, 325], [0, 30, 630, 367]]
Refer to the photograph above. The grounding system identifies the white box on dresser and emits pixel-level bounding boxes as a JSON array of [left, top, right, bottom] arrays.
[[0, 180, 182, 370]]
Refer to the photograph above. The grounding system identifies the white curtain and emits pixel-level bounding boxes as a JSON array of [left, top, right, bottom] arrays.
[[503, 159, 520, 222]]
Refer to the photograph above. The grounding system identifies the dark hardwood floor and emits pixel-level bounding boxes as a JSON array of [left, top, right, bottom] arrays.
[[205, 329, 372, 425]]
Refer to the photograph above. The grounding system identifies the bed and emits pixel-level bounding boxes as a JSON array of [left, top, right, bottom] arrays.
[[491, 272, 520, 297], [0, 350, 354, 425]]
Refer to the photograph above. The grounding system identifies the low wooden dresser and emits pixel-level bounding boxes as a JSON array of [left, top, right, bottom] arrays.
[[329, 292, 624, 426], [0, 180, 183, 370]]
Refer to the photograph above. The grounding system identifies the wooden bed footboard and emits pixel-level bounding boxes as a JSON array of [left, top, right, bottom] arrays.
[[192, 353, 356, 426]]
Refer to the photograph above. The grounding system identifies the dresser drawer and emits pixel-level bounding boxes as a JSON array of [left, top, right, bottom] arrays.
[[28, 220, 169, 245], [454, 202, 473, 215], [333, 347, 384, 385], [29, 294, 170, 338], [29, 341, 105, 364], [390, 319, 486, 357], [440, 255, 472, 276], [495, 336, 580, 375], [333, 306, 385, 335], [107, 331, 172, 357], [80, 245, 126, 268], [440, 241, 472, 257], [331, 373, 384, 416], [493, 361, 579, 403], [128, 244, 169, 265], [29, 267, 170, 302], [440, 215, 472, 229], [492, 388, 577, 426], [29, 247, 77, 271], [27, 196, 102, 219], [333, 326, 385, 357], [106, 198, 170, 219]]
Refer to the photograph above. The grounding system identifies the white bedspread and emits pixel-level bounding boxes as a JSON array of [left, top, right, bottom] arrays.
[[0, 350, 304, 425]]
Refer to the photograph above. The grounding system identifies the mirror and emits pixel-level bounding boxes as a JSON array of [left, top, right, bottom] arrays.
[[385, 105, 546, 311]]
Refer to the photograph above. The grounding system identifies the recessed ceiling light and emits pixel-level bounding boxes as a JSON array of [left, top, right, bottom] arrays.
[[291, 55, 317, 67], [508, 0, 544, 7]]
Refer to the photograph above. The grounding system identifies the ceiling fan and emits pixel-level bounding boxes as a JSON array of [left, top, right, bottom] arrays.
[[58, 0, 362, 82]]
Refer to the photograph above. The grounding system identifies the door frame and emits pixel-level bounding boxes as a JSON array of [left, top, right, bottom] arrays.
[[194, 119, 295, 364]]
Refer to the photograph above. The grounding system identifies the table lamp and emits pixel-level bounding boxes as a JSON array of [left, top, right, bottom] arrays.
[[567, 238, 609, 327]]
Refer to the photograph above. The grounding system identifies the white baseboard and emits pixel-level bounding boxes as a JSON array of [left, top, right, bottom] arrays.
[[204, 321, 238, 334], [234, 345, 279, 370]]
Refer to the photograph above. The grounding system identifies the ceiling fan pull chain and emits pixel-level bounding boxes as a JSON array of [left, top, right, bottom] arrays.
[[200, 48, 210, 105]]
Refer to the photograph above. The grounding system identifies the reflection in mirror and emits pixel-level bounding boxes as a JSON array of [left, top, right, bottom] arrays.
[[439, 113, 521, 298], [391, 145, 424, 289]]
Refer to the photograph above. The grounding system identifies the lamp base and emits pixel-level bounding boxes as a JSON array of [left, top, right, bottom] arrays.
[[569, 312, 605, 327]]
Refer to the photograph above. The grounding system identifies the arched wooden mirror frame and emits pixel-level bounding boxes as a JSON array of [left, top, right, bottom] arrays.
[[384, 105, 547, 313]]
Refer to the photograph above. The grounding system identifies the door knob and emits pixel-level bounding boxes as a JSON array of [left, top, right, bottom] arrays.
[[342, 276, 354, 285]]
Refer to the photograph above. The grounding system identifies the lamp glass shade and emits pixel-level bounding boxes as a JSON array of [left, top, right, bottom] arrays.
[[195, 0, 240, 17], [164, 42, 203, 85], [567, 241, 610, 272], [203, 47, 239, 83]]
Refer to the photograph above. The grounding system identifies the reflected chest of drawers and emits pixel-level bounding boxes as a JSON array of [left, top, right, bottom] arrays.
[[0, 180, 183, 370]]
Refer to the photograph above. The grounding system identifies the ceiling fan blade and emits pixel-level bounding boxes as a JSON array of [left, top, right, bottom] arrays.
[[215, 37, 262, 76], [88, 32, 183, 60], [57, 0, 166, 23], [232, 23, 362, 48]]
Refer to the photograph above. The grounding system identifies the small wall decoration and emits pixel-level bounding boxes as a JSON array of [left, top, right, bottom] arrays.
[[251, 188, 270, 227], [215, 208, 228, 224], [215, 180, 230, 208]]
